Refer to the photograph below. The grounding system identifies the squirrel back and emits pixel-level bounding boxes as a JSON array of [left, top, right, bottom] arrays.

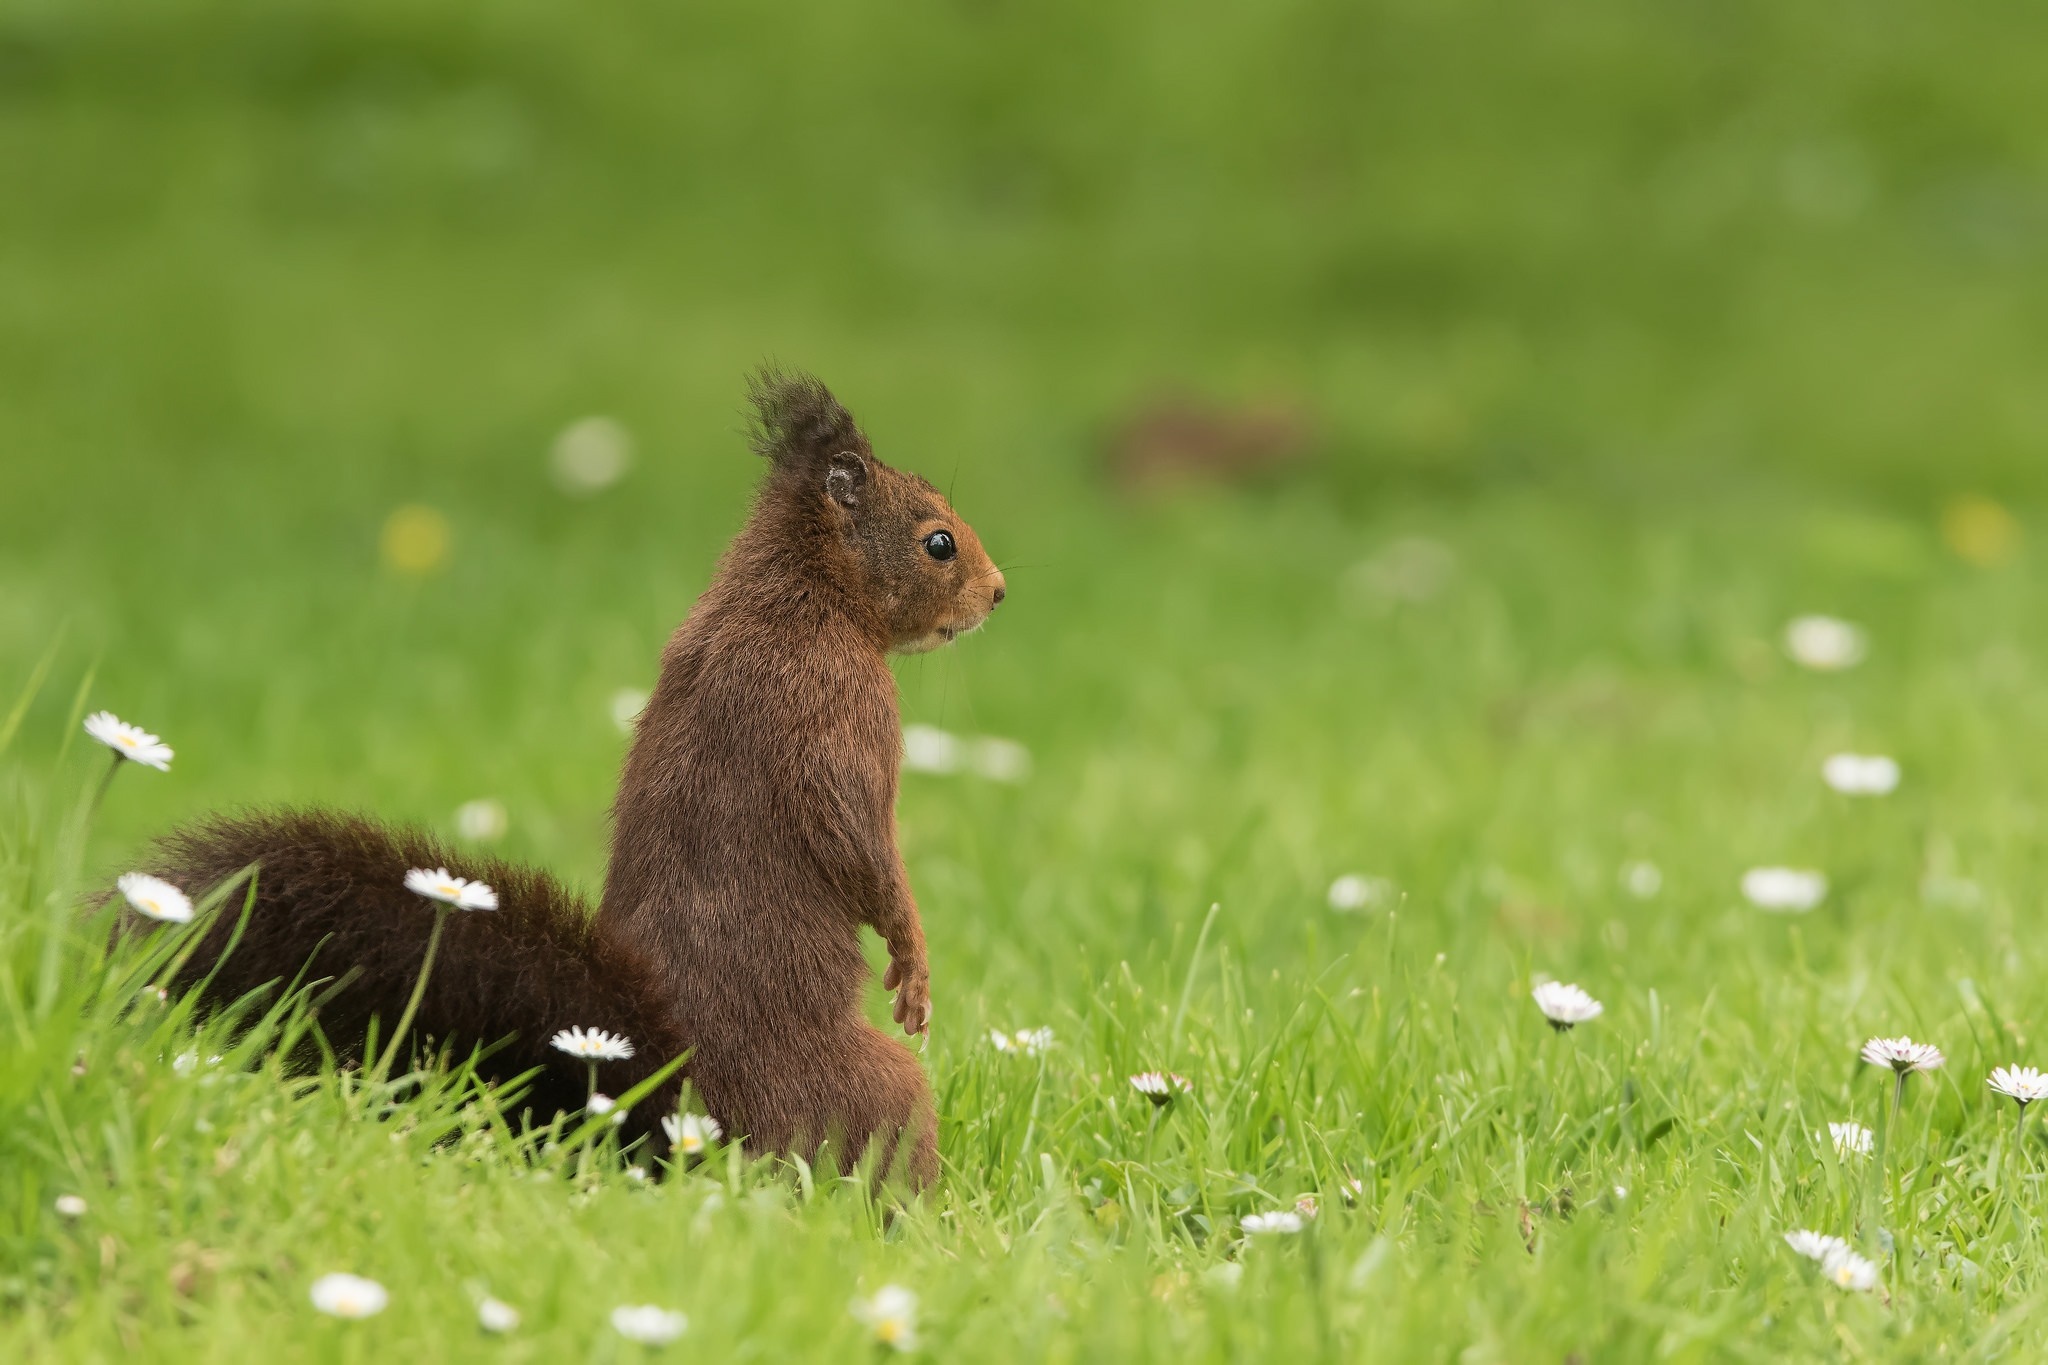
[[136, 371, 1005, 1186]]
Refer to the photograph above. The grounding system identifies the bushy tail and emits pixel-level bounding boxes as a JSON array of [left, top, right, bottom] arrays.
[[140, 809, 684, 1151]]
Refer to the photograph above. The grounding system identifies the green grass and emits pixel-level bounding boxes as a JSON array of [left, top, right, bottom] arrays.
[[6, 0, 2048, 1358]]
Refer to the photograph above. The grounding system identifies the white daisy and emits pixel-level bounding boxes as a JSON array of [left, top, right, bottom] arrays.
[[1531, 980, 1603, 1031], [1241, 1211, 1305, 1235], [117, 872, 193, 924], [83, 711, 173, 771], [477, 1296, 520, 1333], [1822, 754, 1900, 796], [1784, 1229, 1850, 1263], [1327, 874, 1395, 912], [1821, 1248, 1880, 1293], [1742, 867, 1828, 913], [1826, 1122, 1874, 1157], [551, 415, 635, 494], [611, 687, 650, 734], [1130, 1071, 1192, 1105], [1988, 1065, 2048, 1108], [1861, 1036, 1944, 1075], [851, 1285, 919, 1353], [1783, 615, 1867, 671], [54, 1194, 87, 1218], [901, 723, 962, 775], [309, 1273, 389, 1319], [661, 1112, 723, 1157], [610, 1305, 687, 1345], [991, 1026, 1053, 1056], [403, 867, 499, 911], [551, 1027, 635, 1061], [586, 1093, 617, 1115]]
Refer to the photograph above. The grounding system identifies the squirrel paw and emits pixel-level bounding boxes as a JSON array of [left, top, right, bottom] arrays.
[[884, 957, 932, 1036]]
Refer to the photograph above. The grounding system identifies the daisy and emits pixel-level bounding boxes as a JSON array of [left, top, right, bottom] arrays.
[[1742, 868, 1828, 913], [1241, 1211, 1305, 1235], [1826, 1122, 1874, 1157], [552, 1027, 635, 1061], [1821, 1248, 1880, 1293], [901, 723, 962, 775], [1783, 615, 1867, 671], [1531, 980, 1603, 1031], [661, 1112, 723, 1158], [403, 867, 499, 911], [851, 1285, 919, 1353], [586, 1093, 617, 1116], [1822, 754, 1900, 797], [610, 1305, 687, 1345], [117, 872, 193, 925], [991, 1027, 1054, 1056], [83, 711, 173, 771], [1988, 1065, 2048, 1109], [309, 1273, 389, 1319], [1784, 1229, 1850, 1263], [1130, 1071, 1192, 1105], [1864, 1035, 1944, 1113], [555, 1025, 636, 1103], [1862, 1036, 1944, 1075], [477, 1297, 520, 1333], [1328, 874, 1395, 912], [54, 1195, 87, 1218]]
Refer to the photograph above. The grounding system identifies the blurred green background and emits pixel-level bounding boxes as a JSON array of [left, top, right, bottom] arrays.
[[2, 0, 2043, 967]]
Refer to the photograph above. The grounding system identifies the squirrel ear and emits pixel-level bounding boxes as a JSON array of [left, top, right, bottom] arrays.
[[746, 368, 866, 474], [824, 450, 866, 509]]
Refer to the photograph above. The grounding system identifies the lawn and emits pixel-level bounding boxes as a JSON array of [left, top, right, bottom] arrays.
[[5, 1, 2048, 1359]]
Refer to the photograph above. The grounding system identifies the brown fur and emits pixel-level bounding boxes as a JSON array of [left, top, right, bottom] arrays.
[[152, 810, 686, 1150], [140, 371, 1004, 1186]]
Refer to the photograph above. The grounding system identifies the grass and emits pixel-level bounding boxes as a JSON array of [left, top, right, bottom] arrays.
[[6, 0, 2048, 1358]]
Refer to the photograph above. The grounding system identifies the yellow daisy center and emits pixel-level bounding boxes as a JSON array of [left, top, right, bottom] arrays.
[[877, 1319, 905, 1343]]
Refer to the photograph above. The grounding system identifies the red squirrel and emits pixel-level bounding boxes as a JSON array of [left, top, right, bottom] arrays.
[[143, 371, 1005, 1186]]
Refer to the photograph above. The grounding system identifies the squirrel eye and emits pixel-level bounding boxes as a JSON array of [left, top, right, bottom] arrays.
[[922, 530, 957, 562]]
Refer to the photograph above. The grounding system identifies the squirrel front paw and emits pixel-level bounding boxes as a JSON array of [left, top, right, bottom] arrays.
[[883, 956, 932, 1036]]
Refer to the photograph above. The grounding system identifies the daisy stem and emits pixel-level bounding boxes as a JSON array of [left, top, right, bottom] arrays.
[[87, 751, 121, 824], [587, 1061, 598, 1102], [373, 904, 449, 1083]]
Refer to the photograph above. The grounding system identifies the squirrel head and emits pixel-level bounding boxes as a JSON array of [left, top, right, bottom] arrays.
[[748, 370, 1005, 653]]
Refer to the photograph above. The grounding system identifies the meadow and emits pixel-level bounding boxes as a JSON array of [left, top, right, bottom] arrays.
[[5, 0, 2048, 1359]]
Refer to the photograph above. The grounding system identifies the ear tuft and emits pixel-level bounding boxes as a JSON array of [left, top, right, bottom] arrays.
[[746, 367, 866, 470]]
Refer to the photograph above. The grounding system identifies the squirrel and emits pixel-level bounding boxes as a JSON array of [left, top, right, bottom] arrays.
[[140, 371, 1006, 1186]]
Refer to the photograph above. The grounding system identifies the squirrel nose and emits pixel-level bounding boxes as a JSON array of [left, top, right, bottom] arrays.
[[990, 574, 1007, 607]]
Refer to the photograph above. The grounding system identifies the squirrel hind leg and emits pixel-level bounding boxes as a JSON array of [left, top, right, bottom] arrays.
[[708, 1023, 937, 1190]]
